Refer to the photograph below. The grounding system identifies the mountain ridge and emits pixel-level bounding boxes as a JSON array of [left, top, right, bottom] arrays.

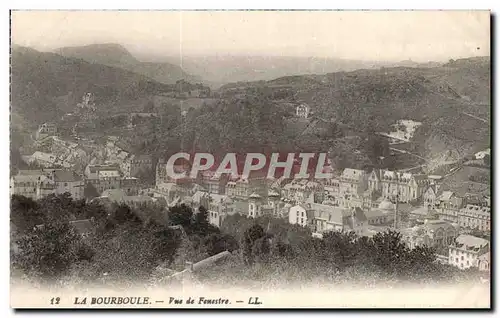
[[55, 43, 202, 85]]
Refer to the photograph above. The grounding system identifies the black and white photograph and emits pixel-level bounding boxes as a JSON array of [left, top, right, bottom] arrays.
[[9, 10, 491, 308]]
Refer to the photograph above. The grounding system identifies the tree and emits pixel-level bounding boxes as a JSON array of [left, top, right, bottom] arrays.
[[10, 195, 42, 233], [192, 206, 219, 236], [243, 224, 265, 265], [204, 233, 239, 256], [169, 204, 194, 230], [13, 221, 86, 281]]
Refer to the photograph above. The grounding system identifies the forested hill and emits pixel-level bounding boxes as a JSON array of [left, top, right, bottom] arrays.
[[11, 45, 178, 126], [210, 56, 490, 169]]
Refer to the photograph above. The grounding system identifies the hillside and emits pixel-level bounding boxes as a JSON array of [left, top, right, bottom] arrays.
[[56, 43, 202, 85], [216, 57, 490, 169], [11, 45, 176, 126]]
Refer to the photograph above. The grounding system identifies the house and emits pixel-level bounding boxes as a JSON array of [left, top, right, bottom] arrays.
[[474, 148, 490, 160], [288, 204, 314, 227], [35, 122, 57, 140], [48, 169, 85, 200], [449, 234, 489, 270], [295, 103, 310, 119], [458, 204, 490, 232]]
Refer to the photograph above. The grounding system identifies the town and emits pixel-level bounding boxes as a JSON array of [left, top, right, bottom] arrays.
[[10, 11, 491, 308], [11, 106, 491, 275]]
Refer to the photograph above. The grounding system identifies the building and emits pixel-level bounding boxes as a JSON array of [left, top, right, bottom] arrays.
[[95, 189, 159, 208], [478, 252, 490, 272], [200, 171, 227, 195], [84, 163, 121, 180], [338, 168, 368, 207], [120, 177, 140, 196], [156, 159, 192, 186], [10, 173, 56, 200], [379, 170, 429, 203], [423, 183, 442, 210], [401, 219, 459, 250], [449, 234, 489, 270], [35, 122, 57, 140], [48, 169, 85, 200], [458, 204, 490, 232], [120, 154, 153, 178], [226, 175, 267, 200], [436, 191, 464, 223], [296, 103, 310, 119], [474, 148, 490, 160], [282, 179, 323, 204], [191, 191, 235, 227], [28, 151, 71, 168], [288, 204, 313, 227]]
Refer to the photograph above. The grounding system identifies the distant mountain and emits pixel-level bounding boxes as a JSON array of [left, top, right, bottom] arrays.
[[56, 43, 202, 85], [11, 45, 175, 126], [133, 53, 446, 87]]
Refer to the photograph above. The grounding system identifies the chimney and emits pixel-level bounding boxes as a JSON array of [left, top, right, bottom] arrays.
[[185, 261, 194, 272]]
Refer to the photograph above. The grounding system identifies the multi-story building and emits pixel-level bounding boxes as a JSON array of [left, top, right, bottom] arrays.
[[282, 179, 323, 204], [47, 169, 85, 200], [199, 170, 228, 195], [379, 170, 429, 203], [339, 168, 368, 199], [449, 234, 489, 270], [458, 204, 490, 232], [10, 173, 56, 200], [191, 191, 235, 227], [225, 175, 267, 200], [120, 154, 153, 178], [436, 191, 464, 223]]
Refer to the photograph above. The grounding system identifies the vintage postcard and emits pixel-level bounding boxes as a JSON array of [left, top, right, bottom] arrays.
[[10, 10, 491, 309]]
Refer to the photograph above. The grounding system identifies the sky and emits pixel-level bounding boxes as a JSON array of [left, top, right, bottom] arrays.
[[11, 10, 490, 62]]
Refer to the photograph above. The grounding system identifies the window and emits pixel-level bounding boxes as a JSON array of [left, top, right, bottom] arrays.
[[461, 256, 464, 261], [467, 261, 469, 266]]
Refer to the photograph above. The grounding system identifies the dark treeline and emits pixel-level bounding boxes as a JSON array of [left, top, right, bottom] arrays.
[[10, 194, 480, 288]]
